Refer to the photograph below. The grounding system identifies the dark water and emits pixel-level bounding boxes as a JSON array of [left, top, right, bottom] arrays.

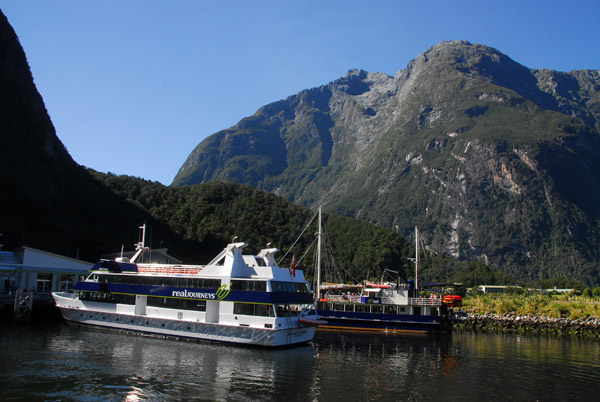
[[1, 323, 599, 402]]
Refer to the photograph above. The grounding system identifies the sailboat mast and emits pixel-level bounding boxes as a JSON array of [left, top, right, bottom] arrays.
[[316, 206, 322, 302], [415, 226, 419, 294], [141, 223, 147, 249]]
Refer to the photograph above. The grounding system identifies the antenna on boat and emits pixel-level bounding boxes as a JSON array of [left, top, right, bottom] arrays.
[[130, 224, 149, 263]]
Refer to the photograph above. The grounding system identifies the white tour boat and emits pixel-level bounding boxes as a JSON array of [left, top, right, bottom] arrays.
[[52, 225, 320, 347]]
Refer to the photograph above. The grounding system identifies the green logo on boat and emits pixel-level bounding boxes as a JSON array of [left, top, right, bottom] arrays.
[[216, 284, 230, 300]]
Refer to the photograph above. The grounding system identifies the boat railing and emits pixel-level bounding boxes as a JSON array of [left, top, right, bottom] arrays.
[[54, 291, 77, 299], [137, 265, 203, 275], [409, 297, 442, 306], [321, 294, 361, 303]]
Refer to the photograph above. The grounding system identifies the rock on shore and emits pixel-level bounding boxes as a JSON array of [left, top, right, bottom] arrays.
[[453, 312, 600, 338]]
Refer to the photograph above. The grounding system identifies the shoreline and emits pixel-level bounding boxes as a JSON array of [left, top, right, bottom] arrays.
[[453, 312, 600, 338]]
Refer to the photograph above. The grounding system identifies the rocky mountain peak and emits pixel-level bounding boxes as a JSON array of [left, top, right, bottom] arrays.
[[172, 41, 600, 284]]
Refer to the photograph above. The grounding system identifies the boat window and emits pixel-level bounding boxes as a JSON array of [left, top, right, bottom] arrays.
[[80, 291, 112, 302], [271, 281, 310, 293], [147, 296, 206, 311], [334, 303, 345, 311], [114, 294, 135, 304], [274, 304, 304, 317], [295, 283, 309, 293], [430, 308, 439, 316], [355, 304, 366, 312], [230, 280, 267, 292], [99, 275, 220, 289], [79, 291, 135, 305], [234, 303, 274, 317], [255, 257, 267, 267], [371, 305, 383, 314], [386, 306, 397, 314]]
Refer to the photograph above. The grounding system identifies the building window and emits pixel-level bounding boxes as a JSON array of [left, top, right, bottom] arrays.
[[60, 275, 76, 292], [36, 273, 53, 293]]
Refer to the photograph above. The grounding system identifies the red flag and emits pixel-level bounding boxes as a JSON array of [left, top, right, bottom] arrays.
[[292, 256, 296, 276]]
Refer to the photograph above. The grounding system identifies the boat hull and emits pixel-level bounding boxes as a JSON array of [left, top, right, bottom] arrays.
[[53, 295, 314, 347], [316, 309, 451, 334]]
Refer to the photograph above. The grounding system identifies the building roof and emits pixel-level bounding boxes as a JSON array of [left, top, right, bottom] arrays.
[[0, 251, 22, 266], [1, 247, 93, 272]]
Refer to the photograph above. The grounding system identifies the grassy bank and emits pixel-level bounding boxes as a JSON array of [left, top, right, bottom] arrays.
[[462, 293, 600, 319]]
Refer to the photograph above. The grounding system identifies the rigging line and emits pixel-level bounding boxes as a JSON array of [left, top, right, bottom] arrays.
[[297, 236, 318, 267], [321, 231, 344, 283], [321, 222, 361, 284], [417, 229, 434, 274], [277, 209, 318, 265]]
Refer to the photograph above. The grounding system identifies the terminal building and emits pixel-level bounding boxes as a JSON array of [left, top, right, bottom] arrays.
[[0, 247, 92, 297]]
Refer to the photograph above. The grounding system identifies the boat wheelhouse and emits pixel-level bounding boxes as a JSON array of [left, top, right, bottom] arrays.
[[52, 226, 320, 347]]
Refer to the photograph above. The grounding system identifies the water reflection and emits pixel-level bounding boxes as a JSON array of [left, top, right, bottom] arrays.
[[53, 326, 317, 401], [1, 324, 599, 401], [311, 331, 456, 401]]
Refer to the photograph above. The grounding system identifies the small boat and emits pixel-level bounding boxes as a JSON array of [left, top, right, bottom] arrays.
[[313, 212, 455, 334], [52, 225, 319, 347], [316, 281, 453, 333]]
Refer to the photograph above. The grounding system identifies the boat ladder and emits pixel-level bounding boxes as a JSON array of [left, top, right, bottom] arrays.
[[286, 316, 293, 345], [13, 288, 34, 323]]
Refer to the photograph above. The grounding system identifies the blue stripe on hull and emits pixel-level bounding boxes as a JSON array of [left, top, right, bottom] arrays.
[[316, 310, 450, 333], [75, 282, 312, 304]]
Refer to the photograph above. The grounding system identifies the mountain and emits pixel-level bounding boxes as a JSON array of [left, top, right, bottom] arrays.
[[2, 9, 467, 286], [173, 41, 600, 285]]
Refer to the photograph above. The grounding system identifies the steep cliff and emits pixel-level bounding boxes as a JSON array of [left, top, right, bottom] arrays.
[[0, 10, 153, 259]]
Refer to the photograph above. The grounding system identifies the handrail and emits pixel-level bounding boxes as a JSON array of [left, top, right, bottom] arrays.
[[319, 295, 442, 306], [408, 297, 442, 306], [137, 265, 202, 275]]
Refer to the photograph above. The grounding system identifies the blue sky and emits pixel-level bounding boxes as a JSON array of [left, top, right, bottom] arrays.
[[2, 0, 599, 185]]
